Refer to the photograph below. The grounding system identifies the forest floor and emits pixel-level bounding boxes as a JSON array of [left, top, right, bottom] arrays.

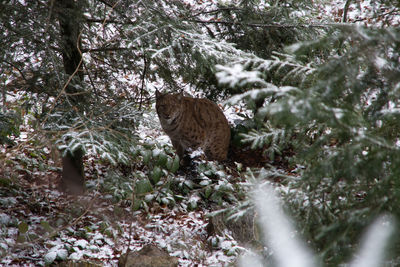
[[0, 155, 221, 266], [0, 139, 226, 266], [1, 108, 294, 266]]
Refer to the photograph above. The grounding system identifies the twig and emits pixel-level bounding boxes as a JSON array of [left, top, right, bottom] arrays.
[[139, 53, 148, 111], [83, 61, 100, 101], [3, 60, 27, 81], [120, 221, 135, 267]]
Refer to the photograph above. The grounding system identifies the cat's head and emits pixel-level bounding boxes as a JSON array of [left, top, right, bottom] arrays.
[[155, 90, 183, 122]]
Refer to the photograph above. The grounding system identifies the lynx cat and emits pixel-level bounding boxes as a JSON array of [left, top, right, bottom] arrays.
[[156, 90, 230, 163]]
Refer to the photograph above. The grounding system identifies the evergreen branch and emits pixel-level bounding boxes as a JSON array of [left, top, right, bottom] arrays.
[[188, 7, 241, 19], [81, 46, 131, 53], [85, 18, 136, 25], [241, 125, 287, 150], [6, 26, 61, 52], [186, 19, 331, 29]]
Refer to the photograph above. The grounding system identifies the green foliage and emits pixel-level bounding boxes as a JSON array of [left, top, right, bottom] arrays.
[[219, 24, 400, 265], [46, 100, 141, 165], [93, 134, 246, 213], [0, 0, 319, 173], [281, 27, 400, 265], [241, 122, 290, 161], [239, 182, 395, 267], [0, 111, 21, 145], [214, 0, 316, 57]]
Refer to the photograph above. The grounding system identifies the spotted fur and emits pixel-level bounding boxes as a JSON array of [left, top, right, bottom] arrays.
[[156, 91, 230, 162]]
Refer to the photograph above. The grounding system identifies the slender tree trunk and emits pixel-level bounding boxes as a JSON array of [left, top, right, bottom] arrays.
[[342, 0, 352, 23], [55, 0, 85, 194]]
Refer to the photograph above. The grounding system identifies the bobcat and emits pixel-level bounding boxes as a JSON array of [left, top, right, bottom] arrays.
[[155, 90, 230, 163]]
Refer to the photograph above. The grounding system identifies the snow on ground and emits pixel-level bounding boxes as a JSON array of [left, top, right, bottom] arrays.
[[319, 0, 400, 26], [0, 97, 242, 266], [119, 209, 239, 266], [0, 192, 239, 266]]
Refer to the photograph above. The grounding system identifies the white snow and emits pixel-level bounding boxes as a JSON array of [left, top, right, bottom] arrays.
[[350, 215, 394, 267], [44, 250, 57, 264], [375, 56, 387, 69], [216, 64, 265, 88], [74, 239, 89, 249], [0, 197, 17, 207], [0, 213, 11, 225], [253, 184, 316, 267]]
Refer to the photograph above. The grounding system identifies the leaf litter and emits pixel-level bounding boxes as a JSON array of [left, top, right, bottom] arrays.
[[0, 111, 241, 267]]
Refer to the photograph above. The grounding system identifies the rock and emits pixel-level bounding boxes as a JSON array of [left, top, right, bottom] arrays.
[[118, 244, 179, 267]]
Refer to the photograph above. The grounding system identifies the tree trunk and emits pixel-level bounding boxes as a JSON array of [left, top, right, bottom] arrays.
[[56, 0, 85, 194]]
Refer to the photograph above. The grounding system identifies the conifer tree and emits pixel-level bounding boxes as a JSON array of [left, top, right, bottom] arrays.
[[216, 1, 400, 264]]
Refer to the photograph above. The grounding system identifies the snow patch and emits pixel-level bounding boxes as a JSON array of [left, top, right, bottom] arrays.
[[0, 213, 11, 225]]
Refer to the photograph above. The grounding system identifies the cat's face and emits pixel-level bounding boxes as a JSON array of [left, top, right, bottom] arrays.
[[155, 91, 183, 123]]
